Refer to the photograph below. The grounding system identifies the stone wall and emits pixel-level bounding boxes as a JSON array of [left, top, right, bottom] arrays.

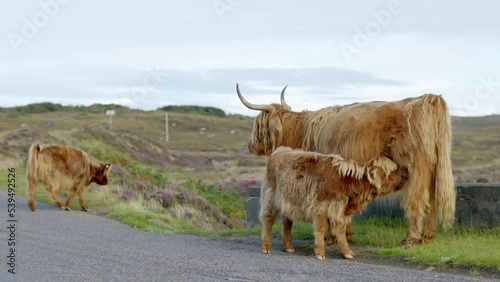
[[246, 184, 500, 228]]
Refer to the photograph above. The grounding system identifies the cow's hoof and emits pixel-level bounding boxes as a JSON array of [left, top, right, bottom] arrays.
[[316, 254, 326, 260], [285, 248, 295, 253], [400, 238, 417, 249], [81, 208, 89, 212], [65, 206, 71, 211], [262, 249, 271, 254], [420, 235, 434, 245]]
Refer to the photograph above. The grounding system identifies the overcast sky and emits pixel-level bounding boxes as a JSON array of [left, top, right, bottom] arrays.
[[1, 0, 499, 116]]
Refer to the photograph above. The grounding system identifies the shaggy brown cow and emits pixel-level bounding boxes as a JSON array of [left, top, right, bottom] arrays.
[[237, 84, 455, 248], [260, 146, 406, 259], [26, 143, 110, 211]]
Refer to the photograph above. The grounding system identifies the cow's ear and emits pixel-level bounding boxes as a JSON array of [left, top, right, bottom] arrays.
[[268, 117, 283, 150]]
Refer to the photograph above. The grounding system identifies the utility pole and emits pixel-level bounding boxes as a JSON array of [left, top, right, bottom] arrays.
[[165, 112, 169, 142], [106, 110, 115, 130]]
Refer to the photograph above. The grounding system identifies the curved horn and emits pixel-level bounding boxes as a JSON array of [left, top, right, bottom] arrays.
[[280, 85, 290, 109], [236, 83, 272, 112]]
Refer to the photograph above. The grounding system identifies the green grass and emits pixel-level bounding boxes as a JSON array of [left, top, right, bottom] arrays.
[[190, 181, 247, 219], [250, 217, 500, 272]]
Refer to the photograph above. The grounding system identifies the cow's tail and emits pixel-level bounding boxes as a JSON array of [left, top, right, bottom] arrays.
[[26, 144, 41, 210], [433, 97, 455, 230]]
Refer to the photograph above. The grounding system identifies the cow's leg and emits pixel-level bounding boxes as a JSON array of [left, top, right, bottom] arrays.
[[312, 214, 328, 260], [27, 179, 39, 211], [47, 185, 65, 209], [421, 201, 436, 244], [400, 167, 432, 248], [282, 216, 294, 253], [64, 189, 78, 211], [78, 189, 89, 212], [332, 217, 355, 259], [260, 208, 276, 254], [421, 174, 437, 244]]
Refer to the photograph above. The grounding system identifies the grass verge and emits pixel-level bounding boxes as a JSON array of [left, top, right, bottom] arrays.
[[228, 217, 499, 274]]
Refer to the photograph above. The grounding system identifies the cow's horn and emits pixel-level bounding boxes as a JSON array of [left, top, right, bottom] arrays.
[[280, 85, 290, 109], [236, 83, 272, 112]]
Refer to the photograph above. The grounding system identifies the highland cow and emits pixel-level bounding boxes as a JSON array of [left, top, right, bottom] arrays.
[[238, 84, 455, 248]]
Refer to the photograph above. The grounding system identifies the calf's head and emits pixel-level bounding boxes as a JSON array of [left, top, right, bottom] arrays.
[[90, 163, 111, 185]]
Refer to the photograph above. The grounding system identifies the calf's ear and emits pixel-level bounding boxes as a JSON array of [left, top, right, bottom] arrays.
[[367, 167, 383, 190], [103, 164, 111, 172]]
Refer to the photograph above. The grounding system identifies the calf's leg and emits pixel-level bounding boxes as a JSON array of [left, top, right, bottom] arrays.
[[260, 208, 276, 254], [282, 216, 294, 253], [331, 217, 355, 259], [313, 214, 328, 260], [78, 189, 89, 212], [46, 185, 65, 209], [64, 189, 78, 211], [326, 220, 355, 245], [27, 179, 39, 211]]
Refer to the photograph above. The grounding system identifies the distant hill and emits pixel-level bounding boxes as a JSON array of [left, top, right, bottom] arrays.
[[1, 103, 499, 183], [158, 105, 226, 117]]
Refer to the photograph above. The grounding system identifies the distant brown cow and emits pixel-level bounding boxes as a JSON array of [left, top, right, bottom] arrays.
[[260, 146, 406, 259], [237, 84, 455, 248], [26, 143, 110, 211]]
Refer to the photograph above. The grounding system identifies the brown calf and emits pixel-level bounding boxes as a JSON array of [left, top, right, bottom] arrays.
[[260, 146, 406, 259], [26, 143, 110, 211]]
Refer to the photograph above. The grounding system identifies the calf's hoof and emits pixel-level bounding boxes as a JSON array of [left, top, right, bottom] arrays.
[[342, 251, 356, 259], [262, 243, 271, 254], [285, 248, 295, 253], [315, 254, 326, 260], [65, 206, 71, 211], [343, 253, 354, 259], [81, 208, 89, 212]]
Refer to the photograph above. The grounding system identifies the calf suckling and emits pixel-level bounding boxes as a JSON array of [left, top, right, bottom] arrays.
[[260, 146, 407, 259]]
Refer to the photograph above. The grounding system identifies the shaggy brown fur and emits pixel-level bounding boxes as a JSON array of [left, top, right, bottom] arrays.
[[237, 84, 455, 248], [26, 143, 110, 211], [260, 147, 406, 259]]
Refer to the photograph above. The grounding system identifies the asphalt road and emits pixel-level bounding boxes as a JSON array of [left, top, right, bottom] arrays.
[[0, 190, 490, 282]]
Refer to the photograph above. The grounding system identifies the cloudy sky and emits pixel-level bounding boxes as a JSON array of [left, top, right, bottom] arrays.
[[1, 0, 499, 116]]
